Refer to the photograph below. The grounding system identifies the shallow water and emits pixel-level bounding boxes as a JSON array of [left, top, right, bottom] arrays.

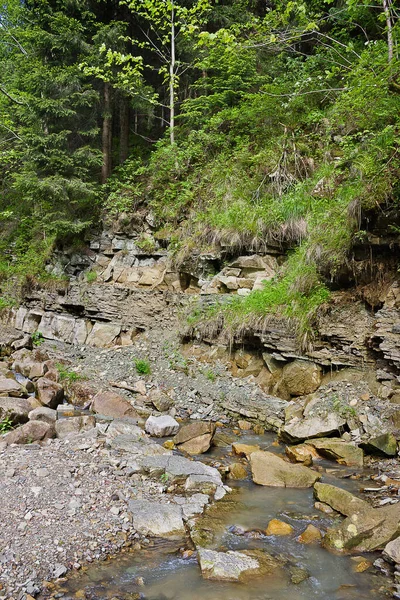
[[56, 430, 392, 600]]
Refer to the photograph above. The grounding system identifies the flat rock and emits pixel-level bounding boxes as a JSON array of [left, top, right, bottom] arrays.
[[92, 390, 138, 419], [324, 502, 400, 552], [173, 422, 215, 454], [128, 500, 184, 538], [307, 438, 364, 467], [197, 548, 280, 581], [178, 433, 213, 455], [55, 416, 96, 439], [145, 415, 179, 437], [314, 483, 369, 517], [28, 406, 57, 424], [250, 451, 320, 488], [232, 443, 260, 457], [2, 420, 53, 445], [281, 413, 346, 443]]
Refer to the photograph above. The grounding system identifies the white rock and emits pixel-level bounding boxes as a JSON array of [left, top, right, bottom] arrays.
[[145, 415, 179, 437]]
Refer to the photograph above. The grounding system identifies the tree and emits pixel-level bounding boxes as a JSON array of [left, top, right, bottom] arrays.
[[122, 0, 212, 145]]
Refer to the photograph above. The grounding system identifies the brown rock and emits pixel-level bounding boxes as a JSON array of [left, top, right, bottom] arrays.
[[297, 524, 322, 544], [173, 421, 215, 445], [179, 433, 213, 455], [253, 424, 265, 435], [285, 444, 319, 465], [238, 420, 252, 431], [3, 420, 53, 444], [351, 557, 371, 573], [232, 443, 260, 457], [228, 463, 248, 480], [0, 377, 24, 397], [250, 451, 321, 488], [265, 519, 294, 536], [36, 377, 64, 409], [0, 397, 37, 424], [91, 390, 138, 419], [282, 360, 322, 396]]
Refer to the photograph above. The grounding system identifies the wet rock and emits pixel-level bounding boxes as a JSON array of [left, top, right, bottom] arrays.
[[307, 438, 364, 467], [0, 376, 24, 397], [232, 443, 260, 457], [0, 397, 37, 424], [265, 519, 294, 536], [128, 500, 185, 538], [173, 421, 215, 454], [228, 463, 248, 480], [212, 432, 235, 448], [28, 406, 57, 424], [313, 483, 369, 516], [2, 420, 53, 444], [36, 377, 64, 409], [351, 557, 372, 572], [237, 419, 252, 430], [297, 524, 322, 544], [281, 360, 322, 396], [290, 566, 310, 584], [197, 548, 280, 582], [250, 451, 321, 488], [383, 536, 400, 564], [92, 390, 138, 419], [145, 415, 179, 437], [324, 502, 400, 552], [285, 444, 319, 465], [360, 432, 398, 457]]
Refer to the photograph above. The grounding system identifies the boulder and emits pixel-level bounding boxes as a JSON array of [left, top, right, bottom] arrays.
[[55, 416, 96, 439], [86, 322, 121, 348], [36, 377, 64, 409], [281, 413, 346, 443], [314, 483, 370, 517], [0, 376, 24, 397], [28, 406, 57, 424], [307, 438, 364, 467], [383, 536, 400, 564], [232, 443, 260, 457], [250, 451, 320, 488], [91, 390, 138, 419], [150, 390, 173, 412], [128, 500, 184, 538], [145, 415, 179, 437], [173, 421, 215, 454], [265, 519, 294, 536], [285, 444, 319, 465], [324, 503, 400, 553], [281, 360, 322, 396], [0, 397, 36, 424], [197, 548, 280, 582], [2, 420, 53, 444], [360, 433, 398, 457], [297, 524, 322, 544]]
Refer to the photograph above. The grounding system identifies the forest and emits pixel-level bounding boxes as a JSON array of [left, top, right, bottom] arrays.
[[0, 0, 399, 334]]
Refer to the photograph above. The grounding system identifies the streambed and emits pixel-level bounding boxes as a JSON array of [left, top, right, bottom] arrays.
[[52, 430, 392, 600]]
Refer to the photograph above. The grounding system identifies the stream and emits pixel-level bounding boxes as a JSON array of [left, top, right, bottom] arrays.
[[53, 430, 392, 600]]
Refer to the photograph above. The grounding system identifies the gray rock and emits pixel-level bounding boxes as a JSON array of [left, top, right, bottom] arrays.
[[0, 376, 24, 398], [128, 500, 185, 538], [28, 407, 57, 424], [281, 413, 346, 443], [197, 549, 278, 581], [384, 536, 400, 564], [0, 397, 36, 424], [2, 420, 53, 445], [145, 415, 179, 437], [55, 416, 96, 439]]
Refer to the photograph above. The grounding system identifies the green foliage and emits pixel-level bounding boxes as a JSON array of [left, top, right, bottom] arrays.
[[0, 416, 14, 434], [134, 358, 151, 375], [56, 363, 81, 383], [31, 331, 44, 347], [85, 270, 97, 284]]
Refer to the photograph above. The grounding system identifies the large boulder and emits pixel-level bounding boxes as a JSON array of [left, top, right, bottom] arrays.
[[314, 483, 369, 517], [0, 376, 24, 397], [128, 500, 185, 538], [281, 360, 322, 396], [307, 438, 364, 467], [250, 451, 320, 488], [173, 421, 215, 454], [91, 390, 138, 419], [145, 415, 179, 437], [36, 377, 64, 409], [28, 406, 57, 425], [2, 420, 53, 445], [197, 548, 281, 582], [360, 433, 398, 457], [324, 502, 400, 553], [0, 397, 37, 424], [281, 413, 346, 443]]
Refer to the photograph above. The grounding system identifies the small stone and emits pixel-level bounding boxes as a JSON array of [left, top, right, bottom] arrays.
[[351, 557, 372, 573], [163, 440, 175, 450], [290, 566, 309, 584], [110, 506, 120, 516], [238, 420, 252, 431], [36, 468, 50, 477], [228, 463, 248, 480], [265, 519, 294, 536]]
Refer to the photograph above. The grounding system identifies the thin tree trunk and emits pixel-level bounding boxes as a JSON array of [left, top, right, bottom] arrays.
[[383, 0, 394, 62], [101, 82, 112, 183], [119, 97, 130, 165], [169, 0, 175, 145]]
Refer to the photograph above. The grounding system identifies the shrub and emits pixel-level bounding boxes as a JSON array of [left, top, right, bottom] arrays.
[[134, 358, 151, 375]]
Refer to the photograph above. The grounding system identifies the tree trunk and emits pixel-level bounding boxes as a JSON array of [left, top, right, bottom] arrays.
[[169, 0, 175, 145], [101, 82, 112, 183], [119, 97, 130, 165], [383, 0, 394, 63]]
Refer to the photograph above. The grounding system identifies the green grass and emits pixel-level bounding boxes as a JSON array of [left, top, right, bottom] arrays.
[[0, 416, 14, 433], [134, 358, 151, 375], [31, 331, 44, 347], [85, 270, 97, 283], [56, 363, 81, 383]]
